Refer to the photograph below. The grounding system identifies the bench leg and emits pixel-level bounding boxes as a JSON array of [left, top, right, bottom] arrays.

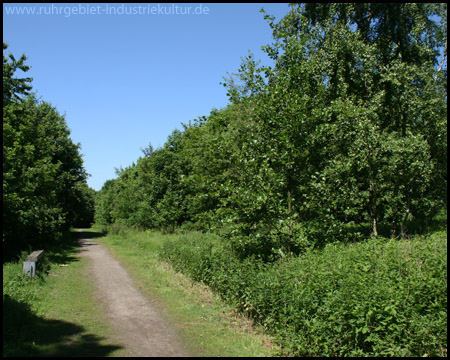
[[23, 260, 37, 277]]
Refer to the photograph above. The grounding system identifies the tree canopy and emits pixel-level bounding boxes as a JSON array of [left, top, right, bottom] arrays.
[[3, 43, 95, 260], [96, 3, 446, 259]]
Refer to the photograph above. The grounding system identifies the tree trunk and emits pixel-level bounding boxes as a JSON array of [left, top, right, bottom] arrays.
[[401, 208, 410, 239], [369, 183, 378, 236], [288, 189, 293, 242]]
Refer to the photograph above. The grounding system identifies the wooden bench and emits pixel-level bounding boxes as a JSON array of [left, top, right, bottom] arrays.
[[23, 250, 45, 277]]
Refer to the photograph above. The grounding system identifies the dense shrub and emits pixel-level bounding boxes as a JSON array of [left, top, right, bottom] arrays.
[[160, 231, 447, 356]]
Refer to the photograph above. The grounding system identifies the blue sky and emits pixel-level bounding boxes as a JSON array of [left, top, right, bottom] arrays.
[[3, 3, 292, 190]]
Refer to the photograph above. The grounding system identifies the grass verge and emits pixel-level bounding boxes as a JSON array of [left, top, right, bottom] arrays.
[[93, 226, 278, 357], [3, 229, 124, 357]]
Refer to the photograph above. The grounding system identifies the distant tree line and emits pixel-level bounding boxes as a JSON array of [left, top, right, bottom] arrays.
[[96, 3, 446, 260], [3, 42, 95, 261]]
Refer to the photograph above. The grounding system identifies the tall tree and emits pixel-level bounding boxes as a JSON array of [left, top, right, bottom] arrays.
[[224, 3, 446, 247], [3, 44, 94, 259], [3, 42, 32, 106]]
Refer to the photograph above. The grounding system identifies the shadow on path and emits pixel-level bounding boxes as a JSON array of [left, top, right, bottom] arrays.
[[43, 230, 105, 266], [3, 295, 122, 357], [73, 229, 106, 240], [73, 229, 106, 252]]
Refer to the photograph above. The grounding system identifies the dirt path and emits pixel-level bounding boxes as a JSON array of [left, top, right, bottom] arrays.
[[77, 231, 191, 357]]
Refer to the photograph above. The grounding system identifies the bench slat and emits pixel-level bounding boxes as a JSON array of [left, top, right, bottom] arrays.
[[27, 250, 44, 262]]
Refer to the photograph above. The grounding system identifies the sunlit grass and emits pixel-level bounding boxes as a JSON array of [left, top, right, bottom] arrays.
[[93, 226, 278, 357]]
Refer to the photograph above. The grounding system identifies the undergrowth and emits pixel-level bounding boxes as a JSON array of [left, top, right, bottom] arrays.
[[159, 229, 447, 356]]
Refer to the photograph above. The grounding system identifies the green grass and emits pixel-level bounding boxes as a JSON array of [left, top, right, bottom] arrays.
[[93, 226, 278, 357], [3, 227, 277, 357], [3, 230, 124, 357]]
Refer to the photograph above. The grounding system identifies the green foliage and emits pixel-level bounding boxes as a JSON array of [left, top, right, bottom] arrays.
[[3, 44, 95, 260], [219, 3, 447, 248], [95, 3, 446, 257], [94, 108, 241, 233], [160, 230, 447, 356], [3, 42, 33, 106], [92, 4, 447, 356]]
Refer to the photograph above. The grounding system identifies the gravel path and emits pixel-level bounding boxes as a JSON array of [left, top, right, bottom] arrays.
[[77, 232, 191, 357]]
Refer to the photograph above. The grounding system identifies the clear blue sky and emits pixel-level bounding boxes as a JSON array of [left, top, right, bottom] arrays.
[[3, 3, 292, 191]]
